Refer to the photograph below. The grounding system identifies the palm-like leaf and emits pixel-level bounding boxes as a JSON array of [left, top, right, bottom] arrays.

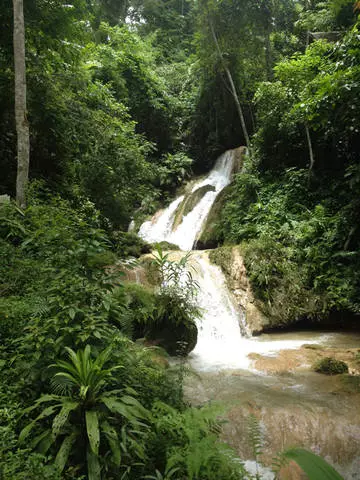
[[281, 448, 344, 480], [19, 345, 150, 478], [50, 345, 114, 400], [102, 420, 121, 466], [86, 410, 100, 455], [55, 432, 78, 472]]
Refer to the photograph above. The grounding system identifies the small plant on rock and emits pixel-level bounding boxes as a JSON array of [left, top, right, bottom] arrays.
[[313, 357, 349, 375]]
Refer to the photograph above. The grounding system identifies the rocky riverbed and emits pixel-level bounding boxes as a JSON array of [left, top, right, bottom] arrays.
[[185, 331, 360, 479]]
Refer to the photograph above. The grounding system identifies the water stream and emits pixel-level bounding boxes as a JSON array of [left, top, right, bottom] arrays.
[[138, 149, 236, 250], [138, 149, 360, 478]]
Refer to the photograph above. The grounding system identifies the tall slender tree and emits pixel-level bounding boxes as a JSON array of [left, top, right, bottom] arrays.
[[13, 0, 29, 208], [209, 19, 251, 152]]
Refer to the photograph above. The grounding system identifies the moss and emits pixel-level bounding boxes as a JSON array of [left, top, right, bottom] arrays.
[[147, 319, 198, 356], [209, 246, 234, 276], [340, 374, 360, 393], [152, 241, 180, 251], [139, 256, 161, 286], [111, 231, 151, 258], [313, 357, 349, 375], [172, 185, 216, 230], [196, 186, 231, 249], [303, 344, 323, 350]]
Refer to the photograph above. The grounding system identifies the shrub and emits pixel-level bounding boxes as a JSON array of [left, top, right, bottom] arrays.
[[313, 357, 349, 375], [111, 231, 152, 258], [152, 241, 180, 251]]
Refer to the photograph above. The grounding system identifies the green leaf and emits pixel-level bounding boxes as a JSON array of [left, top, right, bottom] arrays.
[[30, 429, 54, 454], [282, 448, 344, 479], [101, 396, 136, 422], [19, 405, 60, 443], [120, 395, 151, 420], [102, 420, 121, 466], [52, 401, 78, 438], [22, 394, 62, 415], [87, 446, 101, 480], [86, 410, 100, 455], [54, 433, 77, 472], [19, 420, 37, 444]]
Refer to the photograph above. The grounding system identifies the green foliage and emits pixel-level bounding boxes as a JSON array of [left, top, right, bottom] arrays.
[[277, 447, 344, 479], [111, 231, 152, 258], [19, 345, 151, 479], [152, 241, 180, 251], [156, 152, 194, 191], [296, 0, 357, 32], [255, 24, 360, 173], [219, 162, 360, 324], [209, 246, 233, 275], [138, 248, 201, 355], [1, 0, 359, 477], [313, 357, 349, 374], [149, 402, 247, 480]]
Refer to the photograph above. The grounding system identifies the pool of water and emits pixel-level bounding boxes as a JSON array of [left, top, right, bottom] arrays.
[[185, 330, 360, 479]]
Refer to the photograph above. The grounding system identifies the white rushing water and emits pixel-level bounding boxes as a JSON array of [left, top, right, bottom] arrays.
[[138, 149, 236, 250], [188, 251, 328, 372], [139, 146, 329, 372]]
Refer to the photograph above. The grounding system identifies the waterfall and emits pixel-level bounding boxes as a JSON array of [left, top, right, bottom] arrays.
[[138, 149, 236, 250], [138, 147, 325, 371], [187, 251, 323, 372]]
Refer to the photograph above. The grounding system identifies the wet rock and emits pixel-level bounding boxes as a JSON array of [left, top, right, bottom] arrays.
[[231, 146, 247, 174], [172, 184, 216, 231], [146, 319, 198, 356], [210, 246, 270, 335], [195, 186, 230, 249]]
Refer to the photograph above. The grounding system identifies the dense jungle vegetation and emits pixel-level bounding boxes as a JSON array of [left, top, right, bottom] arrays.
[[1, 0, 360, 477]]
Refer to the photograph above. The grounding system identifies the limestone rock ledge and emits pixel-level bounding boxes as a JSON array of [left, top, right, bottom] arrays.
[[210, 246, 269, 335]]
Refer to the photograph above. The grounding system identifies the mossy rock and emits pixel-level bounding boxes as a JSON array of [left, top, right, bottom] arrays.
[[196, 186, 231, 249], [172, 185, 216, 231], [313, 357, 349, 375], [139, 256, 161, 286], [111, 231, 151, 258], [303, 344, 323, 350], [209, 246, 234, 275], [146, 320, 198, 356], [152, 241, 180, 251]]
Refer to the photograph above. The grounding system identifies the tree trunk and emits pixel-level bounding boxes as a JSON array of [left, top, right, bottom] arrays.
[[13, 0, 30, 209], [209, 20, 251, 153], [305, 123, 315, 172], [264, 29, 273, 81]]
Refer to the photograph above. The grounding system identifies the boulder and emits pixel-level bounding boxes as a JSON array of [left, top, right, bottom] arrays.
[[147, 319, 198, 356], [172, 184, 216, 231], [195, 186, 231, 250]]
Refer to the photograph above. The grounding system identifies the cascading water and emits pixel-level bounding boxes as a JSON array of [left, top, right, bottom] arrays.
[[187, 251, 325, 372], [138, 149, 236, 250], [137, 149, 359, 477], [139, 148, 327, 371]]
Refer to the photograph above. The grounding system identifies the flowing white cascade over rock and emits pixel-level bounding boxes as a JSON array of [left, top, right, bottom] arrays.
[[187, 251, 326, 371], [138, 146, 329, 371], [138, 149, 236, 250]]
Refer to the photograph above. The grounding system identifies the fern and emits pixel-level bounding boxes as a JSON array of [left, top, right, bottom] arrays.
[[248, 414, 264, 479], [31, 296, 51, 318]]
